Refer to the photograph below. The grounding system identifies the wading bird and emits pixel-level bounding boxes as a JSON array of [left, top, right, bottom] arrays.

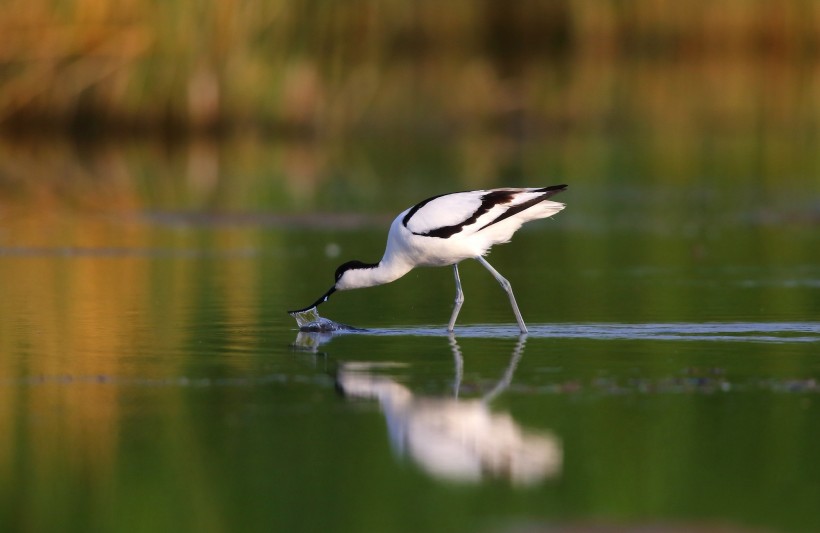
[[288, 185, 567, 333]]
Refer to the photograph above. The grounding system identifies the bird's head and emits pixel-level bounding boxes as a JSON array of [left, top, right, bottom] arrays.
[[332, 260, 379, 290], [287, 260, 377, 315]]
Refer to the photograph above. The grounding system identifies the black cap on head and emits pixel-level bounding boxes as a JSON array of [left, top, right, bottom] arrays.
[[287, 260, 377, 315], [335, 260, 376, 281]]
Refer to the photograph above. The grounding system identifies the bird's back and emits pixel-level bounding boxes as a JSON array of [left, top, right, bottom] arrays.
[[386, 186, 566, 266], [402, 187, 565, 239]]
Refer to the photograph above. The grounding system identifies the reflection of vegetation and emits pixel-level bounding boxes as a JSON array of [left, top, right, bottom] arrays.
[[1, 1, 819, 137], [0, 130, 817, 222], [0, 127, 817, 332]]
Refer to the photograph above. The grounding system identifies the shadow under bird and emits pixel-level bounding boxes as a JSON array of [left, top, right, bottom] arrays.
[[288, 185, 568, 333]]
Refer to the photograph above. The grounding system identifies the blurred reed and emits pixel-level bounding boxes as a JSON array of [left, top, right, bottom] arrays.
[[0, 0, 818, 138]]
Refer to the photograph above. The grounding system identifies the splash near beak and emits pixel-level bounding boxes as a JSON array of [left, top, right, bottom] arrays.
[[287, 286, 336, 315]]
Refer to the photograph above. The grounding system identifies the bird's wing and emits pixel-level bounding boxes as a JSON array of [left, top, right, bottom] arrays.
[[403, 188, 561, 239], [402, 190, 486, 236]]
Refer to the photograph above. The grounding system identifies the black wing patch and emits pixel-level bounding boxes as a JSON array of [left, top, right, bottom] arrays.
[[477, 184, 567, 231], [403, 185, 567, 239], [405, 190, 516, 239], [538, 184, 568, 195]]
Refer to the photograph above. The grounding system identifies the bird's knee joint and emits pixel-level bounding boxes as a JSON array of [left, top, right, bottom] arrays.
[[454, 294, 465, 304]]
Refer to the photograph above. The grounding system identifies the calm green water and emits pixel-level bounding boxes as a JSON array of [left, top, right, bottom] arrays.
[[1, 136, 819, 533]]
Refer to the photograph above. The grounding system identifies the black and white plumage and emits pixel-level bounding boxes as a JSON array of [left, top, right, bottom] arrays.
[[288, 185, 568, 333]]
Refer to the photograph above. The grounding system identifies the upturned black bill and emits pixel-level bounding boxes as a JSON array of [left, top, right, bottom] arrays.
[[287, 286, 336, 315]]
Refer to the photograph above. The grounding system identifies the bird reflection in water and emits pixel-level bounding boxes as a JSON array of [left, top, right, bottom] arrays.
[[334, 335, 562, 486]]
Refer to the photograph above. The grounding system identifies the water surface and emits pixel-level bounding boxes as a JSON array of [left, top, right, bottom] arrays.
[[0, 137, 818, 533]]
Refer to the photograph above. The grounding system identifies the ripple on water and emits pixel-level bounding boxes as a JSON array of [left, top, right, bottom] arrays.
[[300, 321, 820, 344]]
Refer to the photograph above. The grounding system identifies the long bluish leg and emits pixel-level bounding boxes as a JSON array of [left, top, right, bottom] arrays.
[[475, 256, 528, 334], [447, 264, 465, 332]]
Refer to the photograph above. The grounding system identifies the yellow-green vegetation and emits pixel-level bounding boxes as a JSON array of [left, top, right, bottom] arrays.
[[1, 1, 818, 137]]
